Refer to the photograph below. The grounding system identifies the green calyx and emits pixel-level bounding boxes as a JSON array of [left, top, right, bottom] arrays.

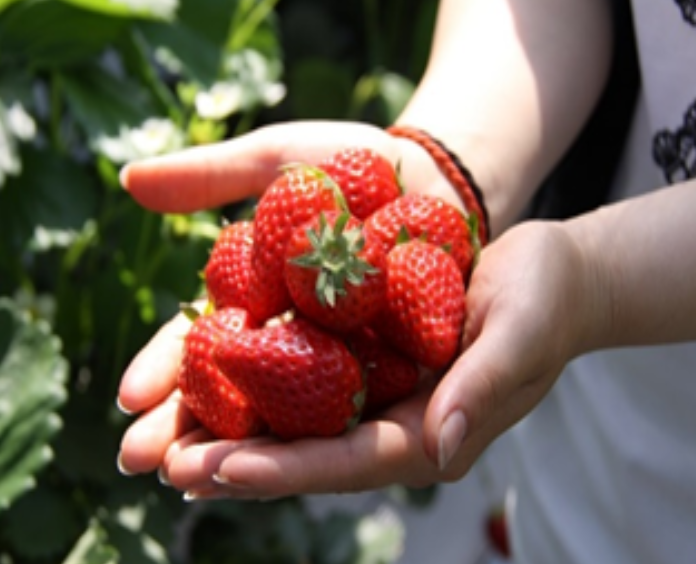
[[290, 212, 379, 307], [346, 387, 366, 432]]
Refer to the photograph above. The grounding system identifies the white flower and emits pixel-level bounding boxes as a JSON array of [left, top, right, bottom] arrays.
[[95, 118, 184, 164], [7, 101, 37, 141], [195, 82, 244, 120], [262, 82, 286, 106], [130, 118, 184, 156]]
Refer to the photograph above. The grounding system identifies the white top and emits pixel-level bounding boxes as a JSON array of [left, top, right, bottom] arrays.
[[508, 2, 696, 562]]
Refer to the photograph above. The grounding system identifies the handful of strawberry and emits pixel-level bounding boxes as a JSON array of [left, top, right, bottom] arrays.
[[178, 147, 480, 441]]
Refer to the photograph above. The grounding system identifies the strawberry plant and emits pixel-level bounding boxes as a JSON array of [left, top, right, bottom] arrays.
[[0, 0, 438, 562]]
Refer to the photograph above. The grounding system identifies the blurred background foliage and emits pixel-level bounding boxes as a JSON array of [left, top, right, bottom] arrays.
[[0, 0, 439, 562]]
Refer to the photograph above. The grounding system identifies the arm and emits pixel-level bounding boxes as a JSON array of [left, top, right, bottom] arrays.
[[395, 0, 613, 235]]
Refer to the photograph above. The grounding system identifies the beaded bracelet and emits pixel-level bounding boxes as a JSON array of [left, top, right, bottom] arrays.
[[386, 125, 490, 246]]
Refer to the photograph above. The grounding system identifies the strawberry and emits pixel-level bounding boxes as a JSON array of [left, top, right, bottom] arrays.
[[285, 211, 386, 333], [179, 307, 266, 440], [320, 147, 401, 220], [364, 192, 478, 280], [346, 327, 419, 414], [485, 508, 511, 558], [374, 239, 466, 370], [214, 316, 365, 440], [246, 165, 345, 322], [203, 220, 254, 311]]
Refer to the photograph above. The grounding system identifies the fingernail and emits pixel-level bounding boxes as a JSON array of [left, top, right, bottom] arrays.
[[211, 475, 251, 496], [116, 452, 135, 476], [157, 467, 170, 486], [213, 475, 272, 500], [183, 491, 215, 502], [438, 410, 467, 471], [115, 397, 134, 416]]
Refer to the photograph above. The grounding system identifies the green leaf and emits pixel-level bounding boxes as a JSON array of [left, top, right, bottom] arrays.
[[0, 0, 128, 68], [59, 64, 157, 141], [0, 298, 68, 510], [62, 521, 119, 564], [1, 485, 82, 559], [61, 0, 177, 20], [136, 19, 224, 86], [0, 0, 21, 17], [288, 59, 353, 119], [311, 512, 359, 564], [0, 146, 98, 254], [179, 0, 237, 48], [351, 71, 415, 125]]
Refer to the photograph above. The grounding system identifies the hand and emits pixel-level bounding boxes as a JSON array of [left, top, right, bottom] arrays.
[[158, 221, 592, 500], [117, 119, 460, 480], [118, 120, 462, 214], [120, 192, 593, 500]]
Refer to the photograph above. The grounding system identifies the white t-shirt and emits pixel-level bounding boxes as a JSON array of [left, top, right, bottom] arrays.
[[508, 2, 696, 562]]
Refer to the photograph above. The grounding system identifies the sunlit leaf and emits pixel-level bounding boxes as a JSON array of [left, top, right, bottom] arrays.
[[62, 521, 119, 564], [0, 298, 68, 510], [61, 0, 177, 21]]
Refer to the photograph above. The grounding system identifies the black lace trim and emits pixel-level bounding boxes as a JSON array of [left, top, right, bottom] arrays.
[[652, 98, 696, 184], [675, 0, 696, 25]]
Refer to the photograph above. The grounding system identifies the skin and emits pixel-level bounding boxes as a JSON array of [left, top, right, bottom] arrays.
[[117, 0, 696, 500]]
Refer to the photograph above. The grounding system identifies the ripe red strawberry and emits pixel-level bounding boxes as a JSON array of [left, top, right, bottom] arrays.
[[320, 147, 401, 220], [346, 327, 419, 414], [214, 316, 365, 440], [485, 508, 511, 558], [203, 220, 254, 311], [374, 239, 466, 370], [285, 211, 386, 333], [247, 165, 345, 322], [364, 192, 478, 280], [179, 307, 266, 440]]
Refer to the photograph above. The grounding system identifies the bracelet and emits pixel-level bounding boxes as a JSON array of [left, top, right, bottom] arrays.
[[386, 125, 490, 246]]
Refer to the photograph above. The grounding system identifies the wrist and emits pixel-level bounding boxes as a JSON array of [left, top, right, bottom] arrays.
[[388, 127, 490, 245], [559, 216, 615, 356]]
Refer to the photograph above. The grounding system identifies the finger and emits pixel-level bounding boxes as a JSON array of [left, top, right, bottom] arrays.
[[120, 121, 392, 213], [118, 390, 198, 474], [423, 312, 553, 471], [210, 394, 440, 499], [164, 435, 277, 495], [118, 311, 193, 414]]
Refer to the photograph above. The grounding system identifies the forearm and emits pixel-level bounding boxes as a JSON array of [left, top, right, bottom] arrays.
[[395, 0, 613, 236], [566, 180, 696, 353]]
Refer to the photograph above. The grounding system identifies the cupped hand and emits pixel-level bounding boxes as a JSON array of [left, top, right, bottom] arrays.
[[117, 120, 454, 477], [155, 220, 593, 500], [120, 205, 594, 502]]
